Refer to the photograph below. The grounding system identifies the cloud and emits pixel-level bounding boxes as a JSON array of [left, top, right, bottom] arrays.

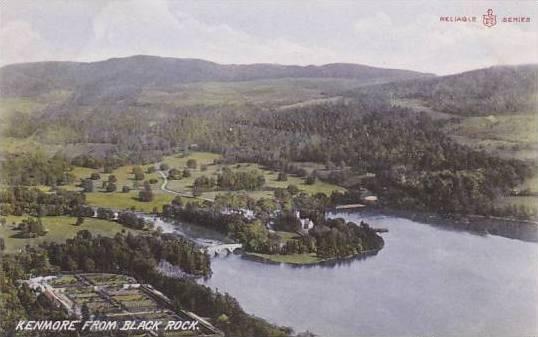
[[351, 10, 537, 74], [0, 21, 50, 65], [78, 0, 339, 65], [0, 0, 536, 74]]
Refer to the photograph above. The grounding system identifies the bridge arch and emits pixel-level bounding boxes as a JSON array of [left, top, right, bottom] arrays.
[[204, 243, 243, 256]]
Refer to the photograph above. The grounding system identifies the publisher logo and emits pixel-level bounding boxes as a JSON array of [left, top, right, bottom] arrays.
[[482, 9, 496, 27], [439, 8, 531, 26]]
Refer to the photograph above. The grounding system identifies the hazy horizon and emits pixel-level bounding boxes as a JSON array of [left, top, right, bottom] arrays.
[[2, 53, 538, 77], [1, 0, 536, 75]]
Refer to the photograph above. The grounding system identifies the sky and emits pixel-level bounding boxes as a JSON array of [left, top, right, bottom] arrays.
[[0, 0, 536, 75]]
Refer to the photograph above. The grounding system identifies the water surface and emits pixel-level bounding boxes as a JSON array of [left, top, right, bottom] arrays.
[[199, 213, 538, 337]]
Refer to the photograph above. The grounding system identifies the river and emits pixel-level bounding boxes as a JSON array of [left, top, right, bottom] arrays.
[[162, 212, 538, 337]]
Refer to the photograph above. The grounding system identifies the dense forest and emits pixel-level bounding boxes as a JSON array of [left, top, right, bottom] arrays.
[[358, 65, 537, 116], [0, 187, 86, 217], [1, 100, 533, 218], [1, 152, 74, 186]]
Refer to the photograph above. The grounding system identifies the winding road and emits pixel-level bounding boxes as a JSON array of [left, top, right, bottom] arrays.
[[157, 170, 212, 202]]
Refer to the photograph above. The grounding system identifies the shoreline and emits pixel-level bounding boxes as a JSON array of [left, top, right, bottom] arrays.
[[332, 207, 538, 243], [241, 247, 382, 267]]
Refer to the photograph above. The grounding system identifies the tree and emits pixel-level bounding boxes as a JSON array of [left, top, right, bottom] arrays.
[[19, 217, 47, 237], [172, 196, 183, 207], [138, 182, 154, 202], [28, 219, 41, 236], [90, 173, 100, 180], [277, 172, 288, 181], [117, 212, 146, 229], [159, 163, 170, 171], [168, 168, 182, 180], [217, 168, 265, 190], [108, 175, 117, 183], [106, 182, 117, 192], [96, 208, 114, 220], [81, 303, 90, 321], [193, 176, 215, 192], [275, 211, 301, 232], [82, 179, 94, 192], [122, 186, 130, 193], [192, 185, 203, 197], [75, 216, 84, 226], [186, 159, 197, 169], [146, 166, 156, 173], [287, 184, 300, 195], [0, 237, 4, 251], [65, 256, 77, 271], [133, 166, 145, 180], [183, 169, 192, 178], [305, 175, 316, 185]]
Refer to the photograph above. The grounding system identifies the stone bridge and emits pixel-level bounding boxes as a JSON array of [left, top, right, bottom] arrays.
[[204, 244, 243, 256]]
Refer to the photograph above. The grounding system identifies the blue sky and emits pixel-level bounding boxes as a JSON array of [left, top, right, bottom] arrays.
[[1, 0, 536, 74]]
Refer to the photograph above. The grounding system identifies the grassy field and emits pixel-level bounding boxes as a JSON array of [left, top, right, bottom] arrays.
[[396, 98, 538, 161], [66, 160, 173, 211], [65, 151, 346, 211], [0, 216, 139, 253], [495, 196, 538, 210], [393, 98, 454, 120], [137, 78, 370, 109], [274, 230, 301, 242], [444, 113, 538, 160], [68, 163, 163, 192], [162, 153, 346, 200], [0, 136, 67, 156], [247, 252, 323, 265], [85, 191, 175, 212], [447, 114, 538, 144]]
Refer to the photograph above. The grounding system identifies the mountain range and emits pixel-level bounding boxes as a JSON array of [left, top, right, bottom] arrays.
[[0, 55, 433, 97]]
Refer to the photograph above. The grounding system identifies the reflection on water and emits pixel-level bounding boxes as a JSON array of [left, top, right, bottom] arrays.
[[200, 212, 538, 337]]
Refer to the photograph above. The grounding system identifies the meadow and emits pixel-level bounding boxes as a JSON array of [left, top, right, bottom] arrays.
[[0, 216, 139, 253], [444, 113, 538, 161], [66, 151, 346, 211]]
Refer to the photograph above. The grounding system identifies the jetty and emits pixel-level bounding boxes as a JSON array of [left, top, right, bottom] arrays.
[[334, 204, 366, 210]]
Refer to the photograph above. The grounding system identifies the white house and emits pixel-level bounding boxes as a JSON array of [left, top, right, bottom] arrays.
[[296, 210, 314, 233]]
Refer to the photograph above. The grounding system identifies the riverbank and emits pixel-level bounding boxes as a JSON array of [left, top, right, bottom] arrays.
[[337, 207, 538, 243], [243, 247, 383, 266]]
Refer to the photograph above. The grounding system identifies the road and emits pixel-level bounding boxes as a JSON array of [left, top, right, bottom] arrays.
[[157, 170, 213, 202]]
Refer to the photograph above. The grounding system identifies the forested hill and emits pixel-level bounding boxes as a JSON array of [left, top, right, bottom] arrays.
[[0, 58, 535, 219], [357, 64, 538, 116], [0, 55, 432, 97]]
